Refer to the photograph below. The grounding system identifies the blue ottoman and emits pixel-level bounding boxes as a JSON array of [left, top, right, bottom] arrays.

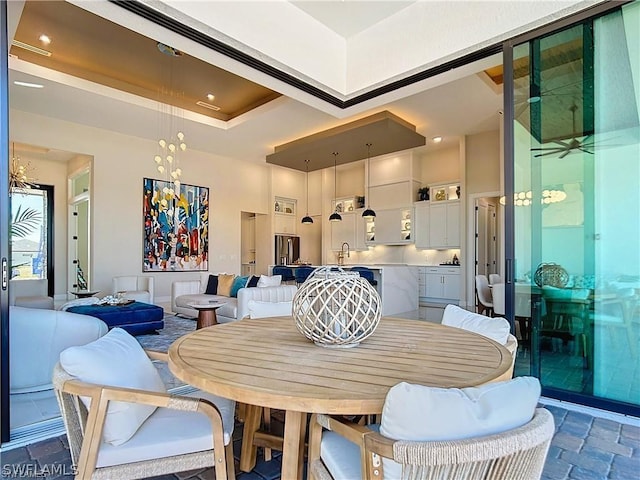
[[67, 301, 164, 335]]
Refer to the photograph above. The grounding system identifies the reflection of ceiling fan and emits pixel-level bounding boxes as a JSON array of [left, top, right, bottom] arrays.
[[530, 104, 595, 159]]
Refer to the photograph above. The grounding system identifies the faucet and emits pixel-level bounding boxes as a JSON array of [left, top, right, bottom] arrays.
[[338, 242, 350, 265]]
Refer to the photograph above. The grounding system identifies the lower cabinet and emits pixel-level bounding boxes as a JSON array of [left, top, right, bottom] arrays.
[[419, 266, 461, 304]]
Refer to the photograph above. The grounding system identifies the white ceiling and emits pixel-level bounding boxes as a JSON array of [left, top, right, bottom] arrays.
[[7, 0, 513, 165], [290, 1, 415, 38]]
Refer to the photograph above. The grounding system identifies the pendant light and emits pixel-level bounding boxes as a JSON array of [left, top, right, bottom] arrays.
[[362, 143, 376, 218], [301, 159, 313, 224], [329, 152, 342, 222]]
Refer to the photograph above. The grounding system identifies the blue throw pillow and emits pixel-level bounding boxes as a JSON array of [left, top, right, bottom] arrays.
[[247, 275, 260, 288], [205, 275, 218, 295], [230, 276, 250, 297]]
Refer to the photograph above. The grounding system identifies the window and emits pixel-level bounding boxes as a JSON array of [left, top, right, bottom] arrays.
[[10, 185, 54, 294]]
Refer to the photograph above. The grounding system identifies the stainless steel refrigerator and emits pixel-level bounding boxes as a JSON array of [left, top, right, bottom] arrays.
[[275, 235, 300, 265]]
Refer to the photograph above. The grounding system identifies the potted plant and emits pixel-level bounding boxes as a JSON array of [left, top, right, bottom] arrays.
[[418, 187, 429, 201]]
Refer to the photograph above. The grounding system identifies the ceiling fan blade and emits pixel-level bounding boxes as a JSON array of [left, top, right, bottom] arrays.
[[531, 147, 564, 152], [559, 150, 572, 159], [578, 147, 594, 154], [535, 150, 566, 158]]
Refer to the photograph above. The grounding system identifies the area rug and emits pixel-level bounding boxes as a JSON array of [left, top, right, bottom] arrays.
[[135, 314, 196, 389], [136, 313, 196, 352]]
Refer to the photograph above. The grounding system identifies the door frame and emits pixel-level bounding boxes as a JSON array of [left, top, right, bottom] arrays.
[[466, 191, 501, 310]]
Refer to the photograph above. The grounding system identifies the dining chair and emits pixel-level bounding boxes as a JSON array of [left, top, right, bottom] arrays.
[[489, 273, 502, 285], [475, 274, 494, 316], [308, 377, 554, 480], [441, 304, 517, 378], [54, 328, 236, 480], [491, 282, 533, 345]]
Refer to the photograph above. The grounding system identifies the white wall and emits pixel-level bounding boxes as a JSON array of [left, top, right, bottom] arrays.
[[11, 109, 272, 302], [466, 130, 501, 195]]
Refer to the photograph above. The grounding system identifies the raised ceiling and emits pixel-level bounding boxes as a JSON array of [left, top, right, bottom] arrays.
[[10, 0, 281, 122], [267, 111, 426, 171]]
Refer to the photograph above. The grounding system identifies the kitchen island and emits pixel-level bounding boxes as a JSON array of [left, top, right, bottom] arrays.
[[270, 264, 418, 316]]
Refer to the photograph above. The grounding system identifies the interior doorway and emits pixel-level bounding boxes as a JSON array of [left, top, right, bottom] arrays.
[[474, 196, 500, 278]]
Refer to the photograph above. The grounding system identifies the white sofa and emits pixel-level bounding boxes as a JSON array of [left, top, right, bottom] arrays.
[[171, 274, 297, 323], [9, 306, 108, 393]]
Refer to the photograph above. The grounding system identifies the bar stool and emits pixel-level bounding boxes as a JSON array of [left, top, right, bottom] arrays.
[[350, 266, 378, 286]]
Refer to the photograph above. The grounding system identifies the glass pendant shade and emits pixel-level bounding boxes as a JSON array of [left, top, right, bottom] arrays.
[[329, 212, 342, 222]]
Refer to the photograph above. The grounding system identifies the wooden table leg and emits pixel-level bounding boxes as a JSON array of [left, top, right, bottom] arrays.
[[281, 410, 307, 480], [196, 309, 218, 329], [239, 404, 262, 472]]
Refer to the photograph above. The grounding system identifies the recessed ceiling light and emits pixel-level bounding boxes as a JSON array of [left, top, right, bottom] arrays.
[[432, 136, 443, 143], [39, 34, 51, 45], [14, 81, 44, 88], [207, 93, 215, 101]]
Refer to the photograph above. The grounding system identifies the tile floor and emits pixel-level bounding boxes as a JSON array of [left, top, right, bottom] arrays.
[[1, 402, 638, 480]]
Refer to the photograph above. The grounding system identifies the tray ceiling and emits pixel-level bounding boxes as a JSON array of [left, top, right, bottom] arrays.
[[267, 111, 425, 171]]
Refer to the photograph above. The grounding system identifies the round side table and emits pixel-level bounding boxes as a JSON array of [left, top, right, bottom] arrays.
[[189, 302, 227, 329]]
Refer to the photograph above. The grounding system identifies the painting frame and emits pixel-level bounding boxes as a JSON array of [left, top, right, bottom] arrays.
[[143, 178, 209, 272]]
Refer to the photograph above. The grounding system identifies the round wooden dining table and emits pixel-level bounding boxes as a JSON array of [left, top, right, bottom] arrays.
[[168, 315, 512, 480]]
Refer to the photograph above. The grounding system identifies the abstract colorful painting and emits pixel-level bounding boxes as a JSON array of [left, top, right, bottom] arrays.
[[143, 178, 208, 271]]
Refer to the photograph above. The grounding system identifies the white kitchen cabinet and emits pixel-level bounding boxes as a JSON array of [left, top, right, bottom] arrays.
[[423, 266, 461, 303], [274, 213, 296, 234], [428, 201, 460, 248], [365, 208, 412, 245], [330, 210, 367, 251], [274, 196, 297, 234], [413, 202, 430, 249]]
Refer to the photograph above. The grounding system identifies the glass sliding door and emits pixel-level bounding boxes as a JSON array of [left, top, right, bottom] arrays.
[[511, 2, 639, 414]]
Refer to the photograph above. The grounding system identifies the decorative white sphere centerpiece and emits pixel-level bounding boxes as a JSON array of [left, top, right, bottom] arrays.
[[292, 266, 382, 348]]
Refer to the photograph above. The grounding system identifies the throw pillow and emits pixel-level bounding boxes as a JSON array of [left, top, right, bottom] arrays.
[[246, 275, 260, 288], [59, 328, 167, 446], [217, 274, 236, 297], [205, 274, 218, 295], [257, 274, 282, 287], [230, 275, 250, 297]]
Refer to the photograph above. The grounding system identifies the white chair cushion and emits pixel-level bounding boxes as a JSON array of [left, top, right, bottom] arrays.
[[379, 377, 541, 478], [96, 390, 235, 467], [321, 424, 381, 480], [247, 300, 292, 319], [442, 304, 511, 345], [59, 328, 167, 446], [257, 274, 282, 287]]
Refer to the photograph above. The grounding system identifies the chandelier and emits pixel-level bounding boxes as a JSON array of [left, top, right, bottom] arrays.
[[153, 42, 187, 215], [9, 143, 38, 194], [500, 189, 567, 206]]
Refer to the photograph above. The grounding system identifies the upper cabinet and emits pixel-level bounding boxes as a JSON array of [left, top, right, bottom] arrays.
[[428, 201, 460, 248], [365, 208, 412, 245], [368, 151, 421, 210], [414, 182, 461, 249], [274, 196, 297, 234], [330, 208, 368, 251]]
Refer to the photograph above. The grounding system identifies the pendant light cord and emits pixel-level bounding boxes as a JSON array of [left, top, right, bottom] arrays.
[[366, 143, 372, 209]]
